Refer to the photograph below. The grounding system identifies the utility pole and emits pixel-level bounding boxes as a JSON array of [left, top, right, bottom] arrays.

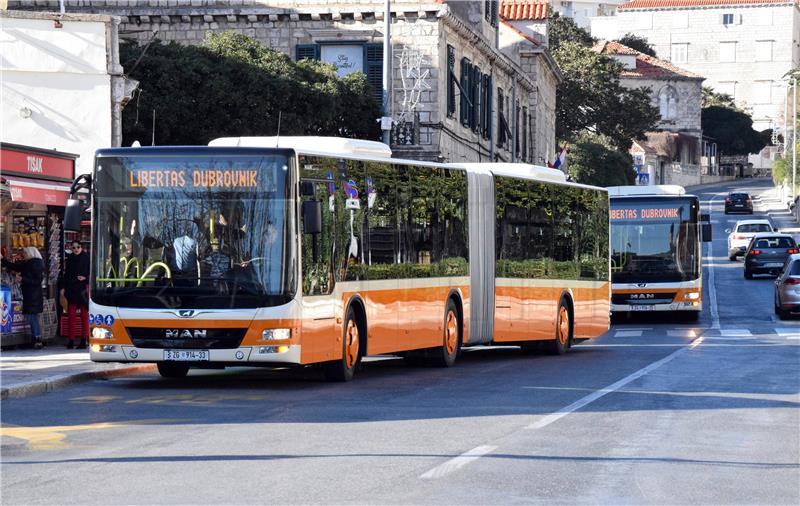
[[785, 81, 790, 156], [793, 77, 797, 200], [380, 0, 392, 146]]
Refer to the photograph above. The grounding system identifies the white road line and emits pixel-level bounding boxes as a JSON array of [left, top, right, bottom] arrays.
[[614, 330, 643, 337], [707, 194, 721, 330], [666, 329, 700, 338], [419, 445, 497, 480], [776, 328, 800, 339], [721, 328, 752, 336], [524, 337, 703, 430]]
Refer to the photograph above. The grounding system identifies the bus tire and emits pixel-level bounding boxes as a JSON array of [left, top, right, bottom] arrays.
[[548, 300, 572, 355], [157, 362, 190, 378], [431, 299, 460, 367], [324, 306, 361, 382]]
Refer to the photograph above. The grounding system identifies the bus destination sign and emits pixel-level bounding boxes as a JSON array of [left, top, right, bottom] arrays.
[[128, 169, 259, 189], [609, 206, 682, 221]]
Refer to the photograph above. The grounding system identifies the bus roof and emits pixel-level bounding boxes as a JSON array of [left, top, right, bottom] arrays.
[[209, 136, 392, 159], [454, 163, 568, 184], [607, 185, 686, 197]]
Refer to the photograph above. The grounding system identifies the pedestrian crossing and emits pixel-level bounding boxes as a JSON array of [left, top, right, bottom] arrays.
[[611, 326, 800, 339]]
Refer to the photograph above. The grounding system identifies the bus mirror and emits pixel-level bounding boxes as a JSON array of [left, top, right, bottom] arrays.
[[700, 213, 710, 222], [702, 223, 712, 242], [64, 199, 83, 231], [302, 200, 322, 235], [300, 181, 316, 197]]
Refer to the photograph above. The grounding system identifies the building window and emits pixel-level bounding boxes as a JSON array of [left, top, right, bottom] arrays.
[[485, 1, 498, 27], [670, 43, 688, 64], [658, 86, 679, 120], [446, 45, 456, 118], [719, 42, 737, 63], [295, 43, 383, 104], [755, 40, 773, 62], [722, 13, 734, 25], [753, 81, 772, 105]]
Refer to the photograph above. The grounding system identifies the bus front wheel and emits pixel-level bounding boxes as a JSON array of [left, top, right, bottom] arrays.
[[548, 301, 572, 355], [157, 362, 190, 378], [324, 306, 361, 382]]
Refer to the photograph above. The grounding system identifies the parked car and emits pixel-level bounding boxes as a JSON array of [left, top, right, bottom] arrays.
[[726, 220, 774, 260], [724, 192, 753, 214], [775, 254, 800, 319], [743, 233, 799, 279]]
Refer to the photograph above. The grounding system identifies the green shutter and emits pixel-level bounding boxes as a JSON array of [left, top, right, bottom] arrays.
[[460, 58, 470, 127], [364, 43, 384, 107], [447, 45, 456, 118], [296, 44, 320, 61]]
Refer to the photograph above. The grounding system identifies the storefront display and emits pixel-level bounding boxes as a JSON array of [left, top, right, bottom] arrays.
[[0, 143, 78, 347]]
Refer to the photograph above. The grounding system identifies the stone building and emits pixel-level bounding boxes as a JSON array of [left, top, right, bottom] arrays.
[[9, 0, 563, 165], [594, 41, 721, 186]]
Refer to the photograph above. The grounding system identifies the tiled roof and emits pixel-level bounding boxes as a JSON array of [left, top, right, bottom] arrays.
[[500, 0, 549, 20], [594, 40, 705, 80], [619, 0, 796, 10]]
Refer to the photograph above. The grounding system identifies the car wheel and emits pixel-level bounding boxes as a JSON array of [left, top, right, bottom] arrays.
[[728, 253, 737, 261], [774, 293, 781, 315], [744, 270, 753, 279], [778, 307, 790, 320]]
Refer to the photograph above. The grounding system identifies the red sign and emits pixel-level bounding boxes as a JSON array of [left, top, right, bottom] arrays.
[[4, 176, 70, 206], [0, 147, 75, 181]]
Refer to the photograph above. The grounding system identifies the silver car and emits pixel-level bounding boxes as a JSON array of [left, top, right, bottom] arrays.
[[774, 253, 800, 319]]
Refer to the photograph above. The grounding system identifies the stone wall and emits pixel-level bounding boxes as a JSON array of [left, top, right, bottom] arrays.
[[622, 76, 702, 134]]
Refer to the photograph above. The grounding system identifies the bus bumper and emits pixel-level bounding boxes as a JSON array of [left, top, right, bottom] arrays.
[[90, 344, 302, 365], [611, 301, 702, 313]]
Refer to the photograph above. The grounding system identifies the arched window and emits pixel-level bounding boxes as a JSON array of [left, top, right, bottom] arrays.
[[658, 86, 679, 120]]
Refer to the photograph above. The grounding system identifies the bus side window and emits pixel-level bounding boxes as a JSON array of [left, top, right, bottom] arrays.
[[299, 157, 336, 296]]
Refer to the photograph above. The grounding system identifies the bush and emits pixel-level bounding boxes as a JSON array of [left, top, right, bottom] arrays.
[[566, 134, 635, 187]]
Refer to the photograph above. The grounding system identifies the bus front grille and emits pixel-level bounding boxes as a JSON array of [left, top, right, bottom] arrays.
[[611, 293, 677, 305], [126, 327, 248, 349]]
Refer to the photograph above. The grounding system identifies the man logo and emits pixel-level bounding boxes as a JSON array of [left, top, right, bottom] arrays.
[[630, 293, 655, 300], [165, 329, 207, 339], [178, 310, 196, 318]]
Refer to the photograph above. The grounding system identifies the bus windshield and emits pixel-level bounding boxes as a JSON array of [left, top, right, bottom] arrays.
[[610, 196, 699, 283], [91, 152, 295, 309]]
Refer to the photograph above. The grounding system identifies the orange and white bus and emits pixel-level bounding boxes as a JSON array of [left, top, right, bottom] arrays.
[[64, 137, 610, 381], [608, 185, 711, 319]]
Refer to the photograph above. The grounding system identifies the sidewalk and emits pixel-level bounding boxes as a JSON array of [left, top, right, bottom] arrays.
[[0, 345, 155, 400]]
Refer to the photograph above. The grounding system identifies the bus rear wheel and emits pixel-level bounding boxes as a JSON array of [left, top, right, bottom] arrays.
[[157, 362, 190, 378], [548, 301, 572, 355], [431, 299, 460, 367], [324, 306, 361, 382]]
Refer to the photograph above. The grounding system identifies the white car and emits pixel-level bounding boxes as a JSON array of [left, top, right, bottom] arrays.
[[727, 219, 775, 260]]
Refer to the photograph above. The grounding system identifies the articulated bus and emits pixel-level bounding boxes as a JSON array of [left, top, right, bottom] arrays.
[[64, 137, 610, 381], [608, 185, 711, 318]]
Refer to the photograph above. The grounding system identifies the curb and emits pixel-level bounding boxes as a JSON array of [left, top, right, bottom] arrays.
[[0, 364, 157, 400]]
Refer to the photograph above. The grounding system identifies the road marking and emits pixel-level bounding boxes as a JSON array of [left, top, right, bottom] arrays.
[[0, 422, 127, 450], [614, 330, 642, 337], [420, 445, 497, 479], [722, 328, 752, 337], [667, 329, 700, 338], [707, 193, 721, 330], [524, 337, 704, 431], [776, 328, 800, 339]]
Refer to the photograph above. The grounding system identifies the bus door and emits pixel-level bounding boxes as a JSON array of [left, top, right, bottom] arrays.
[[299, 163, 337, 363]]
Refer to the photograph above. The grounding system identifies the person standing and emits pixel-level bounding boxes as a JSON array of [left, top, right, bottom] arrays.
[[63, 241, 89, 349], [1, 247, 45, 349]]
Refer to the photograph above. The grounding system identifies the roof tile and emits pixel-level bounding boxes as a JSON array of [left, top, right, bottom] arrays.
[[594, 40, 705, 80], [619, 0, 796, 10], [500, 0, 549, 20]]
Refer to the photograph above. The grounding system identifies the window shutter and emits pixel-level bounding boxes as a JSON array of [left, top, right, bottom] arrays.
[[471, 66, 480, 132], [296, 44, 320, 61], [486, 76, 493, 141], [447, 45, 456, 118], [364, 43, 384, 106], [460, 58, 471, 127], [497, 88, 505, 148]]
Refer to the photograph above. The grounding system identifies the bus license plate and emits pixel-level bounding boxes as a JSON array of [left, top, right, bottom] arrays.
[[163, 350, 209, 361], [631, 305, 655, 311]]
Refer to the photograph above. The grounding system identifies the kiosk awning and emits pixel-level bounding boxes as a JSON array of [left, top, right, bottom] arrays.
[[3, 176, 71, 206]]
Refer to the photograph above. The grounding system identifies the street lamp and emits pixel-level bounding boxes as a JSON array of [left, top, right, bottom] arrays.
[[380, 0, 392, 146]]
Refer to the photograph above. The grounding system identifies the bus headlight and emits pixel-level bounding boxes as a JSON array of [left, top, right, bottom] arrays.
[[92, 327, 113, 339], [684, 292, 700, 300], [261, 328, 291, 341]]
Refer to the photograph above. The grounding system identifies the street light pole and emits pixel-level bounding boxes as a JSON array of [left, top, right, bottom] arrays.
[[381, 0, 392, 146], [793, 77, 797, 200]]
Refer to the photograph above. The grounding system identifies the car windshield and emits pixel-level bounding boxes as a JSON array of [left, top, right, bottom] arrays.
[[737, 224, 771, 233], [91, 151, 296, 309], [730, 193, 749, 199], [610, 197, 700, 283], [752, 237, 795, 249]]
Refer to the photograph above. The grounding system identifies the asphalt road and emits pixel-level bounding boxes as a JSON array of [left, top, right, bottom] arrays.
[[2, 178, 798, 505]]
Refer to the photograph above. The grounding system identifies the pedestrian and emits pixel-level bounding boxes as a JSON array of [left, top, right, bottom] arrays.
[[63, 241, 89, 349], [1, 247, 45, 349]]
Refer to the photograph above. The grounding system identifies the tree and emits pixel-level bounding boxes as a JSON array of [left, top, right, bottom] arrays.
[[553, 41, 660, 152], [615, 33, 656, 57], [701, 86, 737, 109], [547, 11, 594, 52], [120, 32, 380, 146], [701, 106, 767, 156], [567, 133, 636, 187]]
